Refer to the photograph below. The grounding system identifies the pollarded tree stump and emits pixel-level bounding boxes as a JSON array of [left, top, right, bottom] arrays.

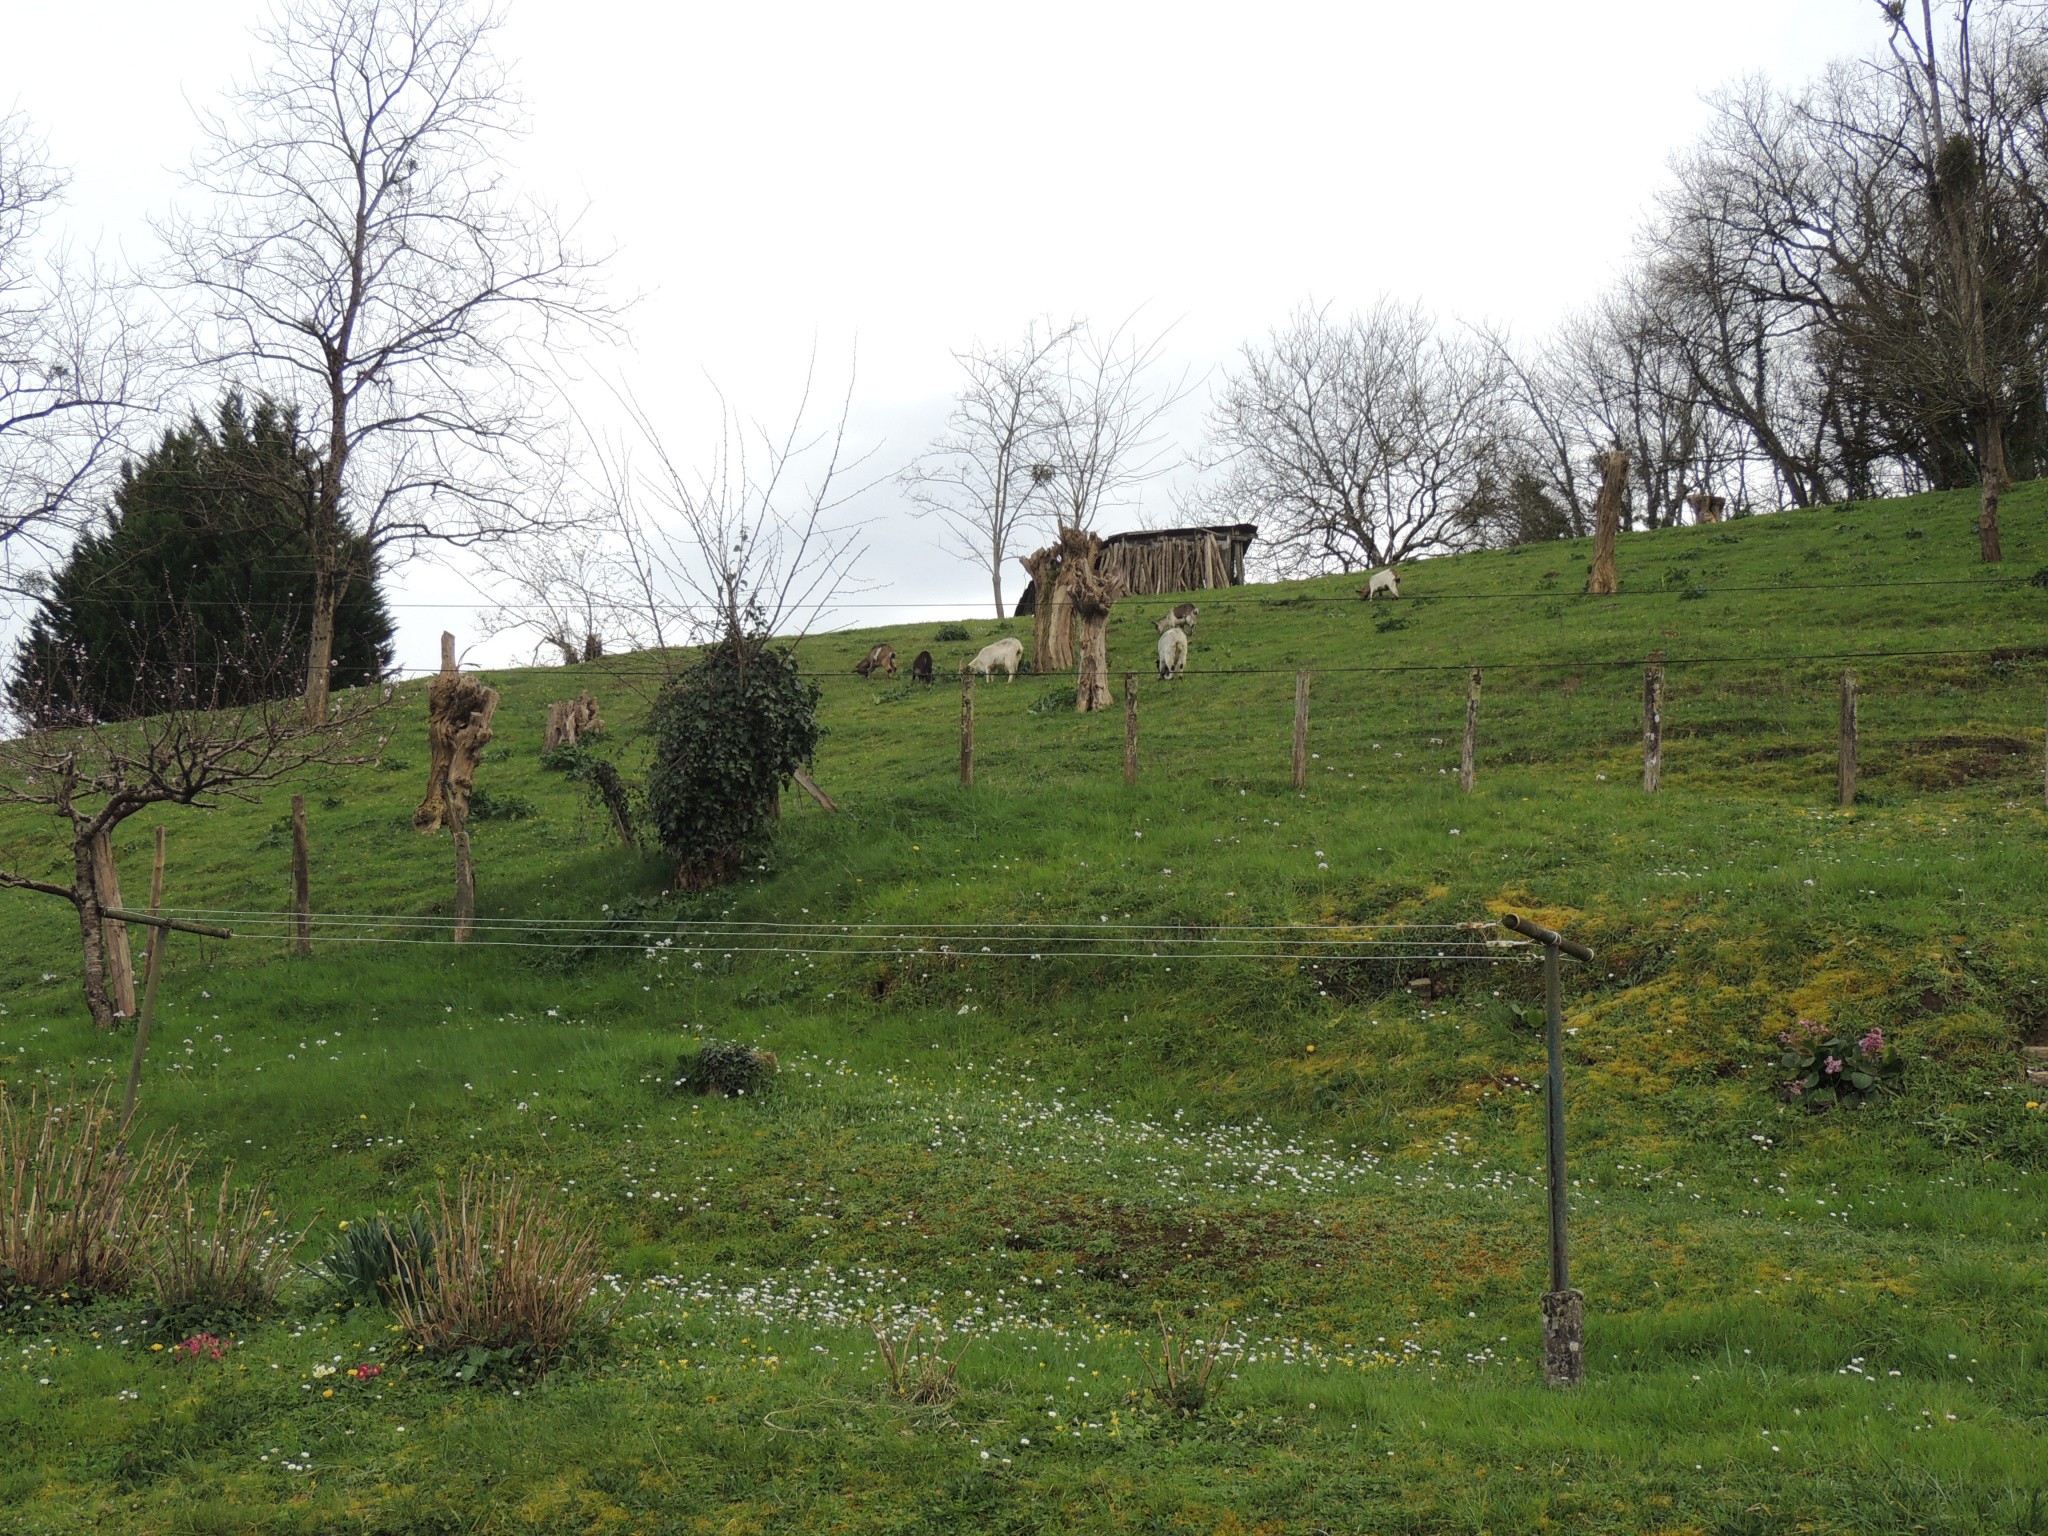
[[1586, 450, 1629, 596], [543, 691, 604, 753], [414, 638, 501, 834]]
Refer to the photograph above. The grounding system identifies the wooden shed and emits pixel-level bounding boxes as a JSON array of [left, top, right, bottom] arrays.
[[1014, 523, 1256, 615]]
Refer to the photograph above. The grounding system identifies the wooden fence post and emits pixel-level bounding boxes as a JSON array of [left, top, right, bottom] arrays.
[[1838, 671, 1858, 809], [449, 784, 475, 944], [87, 830, 137, 1018], [1460, 666, 1481, 793], [290, 794, 312, 956], [959, 668, 975, 787], [1642, 653, 1665, 793], [121, 827, 168, 1126], [1291, 672, 1310, 791], [1123, 673, 1138, 784]]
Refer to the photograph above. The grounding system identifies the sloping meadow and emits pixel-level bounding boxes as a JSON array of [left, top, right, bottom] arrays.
[[2, 485, 2047, 1531]]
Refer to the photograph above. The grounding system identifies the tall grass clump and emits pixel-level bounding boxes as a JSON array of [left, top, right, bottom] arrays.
[[390, 1165, 603, 1373], [147, 1165, 301, 1323], [0, 1084, 182, 1300]]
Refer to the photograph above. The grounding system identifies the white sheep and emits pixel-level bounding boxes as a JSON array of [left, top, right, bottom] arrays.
[[1156, 624, 1187, 680]]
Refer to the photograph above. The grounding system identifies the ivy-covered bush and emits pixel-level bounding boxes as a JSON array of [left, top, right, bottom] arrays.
[[1778, 1019, 1901, 1110], [645, 641, 819, 889]]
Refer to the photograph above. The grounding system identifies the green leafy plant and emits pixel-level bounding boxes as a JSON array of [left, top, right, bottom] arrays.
[[1777, 1019, 1901, 1110], [2028, 565, 2048, 589], [671, 1039, 777, 1098], [645, 639, 820, 889], [312, 1211, 437, 1306], [388, 1166, 603, 1378], [932, 622, 972, 643], [466, 786, 536, 822]]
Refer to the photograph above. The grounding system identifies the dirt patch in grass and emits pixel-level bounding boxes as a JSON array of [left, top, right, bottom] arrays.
[[1892, 735, 2032, 789]]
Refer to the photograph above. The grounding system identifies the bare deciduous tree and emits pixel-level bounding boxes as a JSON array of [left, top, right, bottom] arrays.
[[904, 319, 1073, 618], [0, 111, 151, 608], [159, 0, 612, 723], [1038, 316, 1190, 536], [1203, 300, 1507, 575]]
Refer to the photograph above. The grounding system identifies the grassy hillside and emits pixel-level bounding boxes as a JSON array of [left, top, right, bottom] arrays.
[[3, 484, 2048, 1535]]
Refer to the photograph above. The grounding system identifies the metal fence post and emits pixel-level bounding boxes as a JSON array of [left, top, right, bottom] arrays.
[[1503, 911, 1596, 1388]]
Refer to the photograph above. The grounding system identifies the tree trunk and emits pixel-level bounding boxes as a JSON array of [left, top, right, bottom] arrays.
[[992, 568, 1004, 621], [303, 569, 339, 726], [88, 830, 136, 1018], [1074, 607, 1112, 712], [1586, 451, 1628, 596], [71, 834, 117, 1033], [1976, 415, 2007, 564]]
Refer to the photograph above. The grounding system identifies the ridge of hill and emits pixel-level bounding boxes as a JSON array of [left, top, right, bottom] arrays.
[[2, 484, 2047, 1534]]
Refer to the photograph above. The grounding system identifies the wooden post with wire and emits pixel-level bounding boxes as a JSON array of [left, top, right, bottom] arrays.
[[1501, 911, 1597, 1388], [290, 794, 312, 956], [1838, 671, 1858, 809], [1291, 672, 1310, 790], [449, 780, 475, 944], [1123, 673, 1138, 784], [121, 827, 168, 1126], [1460, 666, 1481, 793], [1642, 652, 1665, 793], [959, 668, 975, 787]]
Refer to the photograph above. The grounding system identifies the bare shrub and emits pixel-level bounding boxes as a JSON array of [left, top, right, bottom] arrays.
[[389, 1165, 602, 1371], [872, 1320, 970, 1407], [0, 1084, 181, 1299], [147, 1165, 301, 1321], [1142, 1309, 1229, 1418]]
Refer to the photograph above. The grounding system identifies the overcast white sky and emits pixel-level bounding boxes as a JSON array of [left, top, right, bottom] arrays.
[[8, 0, 1881, 672]]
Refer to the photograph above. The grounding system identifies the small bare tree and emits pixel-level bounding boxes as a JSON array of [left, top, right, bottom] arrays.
[[0, 638, 375, 1031], [0, 111, 151, 608], [903, 319, 1073, 617], [159, 0, 612, 724]]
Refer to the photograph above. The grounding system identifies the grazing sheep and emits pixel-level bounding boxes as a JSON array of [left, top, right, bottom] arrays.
[[1154, 602, 1199, 634], [909, 649, 934, 684], [1359, 567, 1401, 601], [853, 643, 897, 678], [969, 637, 1024, 681], [1156, 624, 1187, 680]]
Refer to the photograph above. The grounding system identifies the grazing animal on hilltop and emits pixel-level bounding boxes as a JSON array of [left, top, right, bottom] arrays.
[[1154, 602, 1199, 634], [909, 649, 934, 684], [1359, 567, 1401, 601], [969, 637, 1024, 681], [854, 643, 897, 679], [1156, 624, 1187, 680]]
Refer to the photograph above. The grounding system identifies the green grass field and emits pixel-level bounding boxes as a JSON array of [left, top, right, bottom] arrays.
[[4, 486, 2048, 1534]]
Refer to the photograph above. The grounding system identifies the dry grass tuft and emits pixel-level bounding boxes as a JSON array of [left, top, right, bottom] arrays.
[[390, 1164, 602, 1368], [872, 1321, 970, 1407], [0, 1083, 182, 1300]]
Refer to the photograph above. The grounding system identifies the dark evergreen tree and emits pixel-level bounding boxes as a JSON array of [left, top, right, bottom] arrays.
[[6, 395, 394, 725]]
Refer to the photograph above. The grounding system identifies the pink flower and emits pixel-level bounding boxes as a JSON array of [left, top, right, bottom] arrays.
[[1859, 1028, 1884, 1054], [1788, 1081, 1804, 1096], [1824, 1056, 1843, 1075], [173, 1333, 227, 1361]]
